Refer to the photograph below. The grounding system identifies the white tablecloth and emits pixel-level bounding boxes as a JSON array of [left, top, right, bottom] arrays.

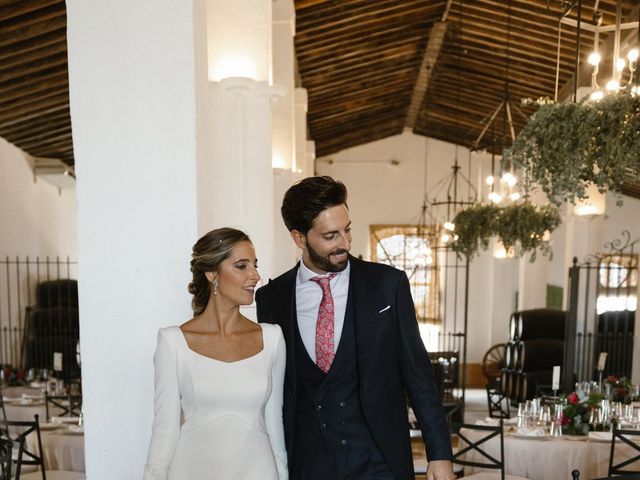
[[26, 426, 85, 473], [459, 427, 637, 480]]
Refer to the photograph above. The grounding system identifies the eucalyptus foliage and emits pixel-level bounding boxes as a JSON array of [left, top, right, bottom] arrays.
[[450, 202, 561, 260], [504, 89, 640, 205]]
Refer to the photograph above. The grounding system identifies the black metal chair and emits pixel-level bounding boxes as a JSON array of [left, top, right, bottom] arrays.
[[608, 427, 640, 477], [3, 415, 85, 480], [453, 420, 528, 480], [45, 395, 82, 420], [3, 415, 46, 479], [0, 437, 12, 480], [486, 385, 510, 419]]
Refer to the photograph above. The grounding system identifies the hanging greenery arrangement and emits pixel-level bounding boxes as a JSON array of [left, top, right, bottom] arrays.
[[449, 202, 561, 260], [504, 89, 640, 205]]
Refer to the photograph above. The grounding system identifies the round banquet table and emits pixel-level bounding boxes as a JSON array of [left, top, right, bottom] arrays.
[[26, 424, 85, 473], [458, 425, 637, 480]]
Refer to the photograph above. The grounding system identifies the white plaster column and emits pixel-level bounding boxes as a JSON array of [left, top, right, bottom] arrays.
[[66, 0, 207, 477], [272, 0, 296, 171], [204, 0, 278, 281], [306, 140, 316, 176], [295, 88, 309, 175]]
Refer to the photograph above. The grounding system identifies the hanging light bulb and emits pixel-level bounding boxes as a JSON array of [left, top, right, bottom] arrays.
[[443, 221, 455, 231], [616, 58, 626, 72], [441, 233, 450, 243], [501, 172, 517, 187], [628, 48, 639, 62], [590, 90, 604, 101], [488, 191, 503, 204], [485, 175, 495, 186], [606, 79, 620, 91], [510, 192, 521, 201], [588, 52, 602, 66]]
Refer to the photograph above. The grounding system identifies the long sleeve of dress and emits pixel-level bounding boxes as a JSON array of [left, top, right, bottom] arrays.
[[264, 326, 288, 480], [144, 328, 181, 480]]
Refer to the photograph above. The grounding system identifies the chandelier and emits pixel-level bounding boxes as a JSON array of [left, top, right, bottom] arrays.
[[583, 0, 639, 100]]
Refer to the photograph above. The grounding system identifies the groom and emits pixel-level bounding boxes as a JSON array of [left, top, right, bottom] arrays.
[[256, 176, 454, 480]]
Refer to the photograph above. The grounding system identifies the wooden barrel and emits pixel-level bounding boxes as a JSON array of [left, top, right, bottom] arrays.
[[518, 369, 553, 401], [518, 309, 566, 341], [504, 341, 519, 369], [501, 369, 513, 398], [516, 339, 564, 372], [509, 312, 522, 341]]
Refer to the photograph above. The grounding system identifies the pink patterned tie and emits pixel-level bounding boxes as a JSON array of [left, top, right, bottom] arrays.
[[310, 273, 337, 373]]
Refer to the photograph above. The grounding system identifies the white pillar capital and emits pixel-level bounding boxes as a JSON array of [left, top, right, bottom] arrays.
[[273, 0, 295, 35]]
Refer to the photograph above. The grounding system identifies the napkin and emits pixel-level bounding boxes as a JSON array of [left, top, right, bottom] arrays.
[[588, 431, 612, 442], [516, 427, 546, 436], [51, 416, 81, 424], [477, 417, 500, 426], [67, 425, 84, 434]]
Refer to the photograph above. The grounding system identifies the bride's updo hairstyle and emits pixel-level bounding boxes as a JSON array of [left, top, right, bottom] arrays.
[[188, 228, 251, 314]]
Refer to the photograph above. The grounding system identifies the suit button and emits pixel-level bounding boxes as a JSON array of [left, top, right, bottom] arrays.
[[341, 439, 348, 446], [339, 401, 346, 407], [316, 404, 322, 411]]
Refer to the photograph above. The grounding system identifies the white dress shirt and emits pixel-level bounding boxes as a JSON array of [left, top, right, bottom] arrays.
[[295, 259, 350, 363]]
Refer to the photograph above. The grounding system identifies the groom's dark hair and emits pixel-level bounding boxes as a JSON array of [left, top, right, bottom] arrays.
[[281, 176, 348, 234]]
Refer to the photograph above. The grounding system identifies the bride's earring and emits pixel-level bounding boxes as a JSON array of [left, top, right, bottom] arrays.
[[211, 279, 219, 295]]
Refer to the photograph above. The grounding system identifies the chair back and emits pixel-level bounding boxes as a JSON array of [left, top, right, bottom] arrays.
[[453, 420, 505, 480], [3, 414, 46, 480], [486, 385, 510, 419], [45, 395, 82, 420], [609, 426, 640, 476], [0, 437, 12, 480]]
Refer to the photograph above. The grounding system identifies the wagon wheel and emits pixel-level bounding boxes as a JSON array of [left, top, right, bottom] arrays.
[[482, 343, 506, 383]]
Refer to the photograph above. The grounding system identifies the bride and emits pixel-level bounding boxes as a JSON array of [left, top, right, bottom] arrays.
[[144, 228, 287, 480]]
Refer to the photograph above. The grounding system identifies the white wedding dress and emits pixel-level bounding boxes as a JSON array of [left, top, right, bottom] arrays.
[[144, 323, 288, 480]]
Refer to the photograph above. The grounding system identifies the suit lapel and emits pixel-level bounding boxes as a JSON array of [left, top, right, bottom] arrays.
[[350, 257, 381, 385]]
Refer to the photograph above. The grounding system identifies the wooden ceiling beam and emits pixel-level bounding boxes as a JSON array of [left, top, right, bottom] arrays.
[[0, 0, 63, 21], [0, 6, 65, 48], [0, 38, 66, 71], [296, 25, 432, 59], [0, 110, 70, 137], [406, 21, 448, 129], [0, 69, 68, 99], [19, 134, 72, 152], [297, 1, 441, 36], [0, 88, 69, 122], [300, 42, 420, 76], [303, 60, 418, 89], [10, 124, 71, 145], [0, 28, 65, 61], [0, 52, 68, 83]]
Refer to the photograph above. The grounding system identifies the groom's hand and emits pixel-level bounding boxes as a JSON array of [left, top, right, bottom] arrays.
[[426, 459, 455, 480]]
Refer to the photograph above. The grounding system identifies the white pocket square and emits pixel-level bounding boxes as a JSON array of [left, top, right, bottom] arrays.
[[378, 305, 391, 313]]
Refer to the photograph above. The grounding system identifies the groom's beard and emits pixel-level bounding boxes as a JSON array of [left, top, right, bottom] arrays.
[[306, 241, 349, 273]]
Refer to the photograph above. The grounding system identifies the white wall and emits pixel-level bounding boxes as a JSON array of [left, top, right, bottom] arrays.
[[0, 137, 77, 257]]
